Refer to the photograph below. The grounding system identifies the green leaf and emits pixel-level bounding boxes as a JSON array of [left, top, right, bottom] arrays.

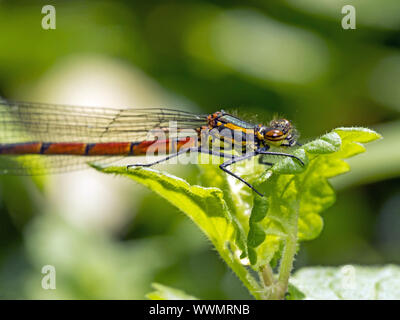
[[93, 165, 263, 299], [247, 127, 381, 270], [290, 265, 400, 300], [332, 121, 400, 189], [147, 283, 198, 300]]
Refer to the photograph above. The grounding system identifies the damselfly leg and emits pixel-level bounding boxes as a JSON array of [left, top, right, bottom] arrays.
[[126, 147, 234, 168], [219, 149, 304, 196], [127, 147, 198, 168], [218, 152, 263, 196]]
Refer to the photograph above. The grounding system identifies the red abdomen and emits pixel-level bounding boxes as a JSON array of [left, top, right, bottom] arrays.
[[0, 137, 197, 156]]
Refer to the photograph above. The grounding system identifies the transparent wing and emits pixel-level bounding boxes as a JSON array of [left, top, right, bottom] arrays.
[[0, 101, 206, 143], [0, 101, 206, 175]]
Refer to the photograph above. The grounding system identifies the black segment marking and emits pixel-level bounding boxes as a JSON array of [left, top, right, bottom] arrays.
[[40, 142, 51, 154], [85, 143, 94, 155], [130, 142, 140, 155]]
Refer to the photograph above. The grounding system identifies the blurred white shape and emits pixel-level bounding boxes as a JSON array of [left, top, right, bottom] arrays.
[[235, 249, 250, 265], [186, 9, 329, 85], [369, 54, 400, 112], [46, 170, 134, 233], [285, 0, 400, 30], [30, 54, 181, 108], [24, 54, 191, 233]]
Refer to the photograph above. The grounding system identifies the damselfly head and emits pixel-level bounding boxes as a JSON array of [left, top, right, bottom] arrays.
[[256, 118, 297, 147]]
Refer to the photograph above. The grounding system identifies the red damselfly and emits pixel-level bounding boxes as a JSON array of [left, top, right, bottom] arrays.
[[0, 101, 303, 196]]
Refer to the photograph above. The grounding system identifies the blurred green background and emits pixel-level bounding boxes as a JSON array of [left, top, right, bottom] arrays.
[[0, 0, 399, 299]]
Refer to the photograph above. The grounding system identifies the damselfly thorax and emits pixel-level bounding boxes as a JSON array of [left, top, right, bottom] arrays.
[[0, 101, 303, 196]]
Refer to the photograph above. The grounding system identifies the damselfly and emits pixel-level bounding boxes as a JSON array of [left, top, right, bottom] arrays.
[[0, 101, 303, 196]]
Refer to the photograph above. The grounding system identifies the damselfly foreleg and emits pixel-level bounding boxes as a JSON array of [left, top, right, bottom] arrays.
[[126, 147, 234, 169], [127, 147, 195, 168], [218, 152, 264, 196]]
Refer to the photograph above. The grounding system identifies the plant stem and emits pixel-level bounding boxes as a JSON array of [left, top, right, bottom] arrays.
[[219, 248, 264, 300], [276, 234, 297, 298], [260, 264, 275, 287], [268, 193, 300, 300], [260, 233, 298, 300]]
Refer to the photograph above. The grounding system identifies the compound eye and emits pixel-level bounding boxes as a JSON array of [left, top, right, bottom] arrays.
[[266, 129, 284, 141]]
